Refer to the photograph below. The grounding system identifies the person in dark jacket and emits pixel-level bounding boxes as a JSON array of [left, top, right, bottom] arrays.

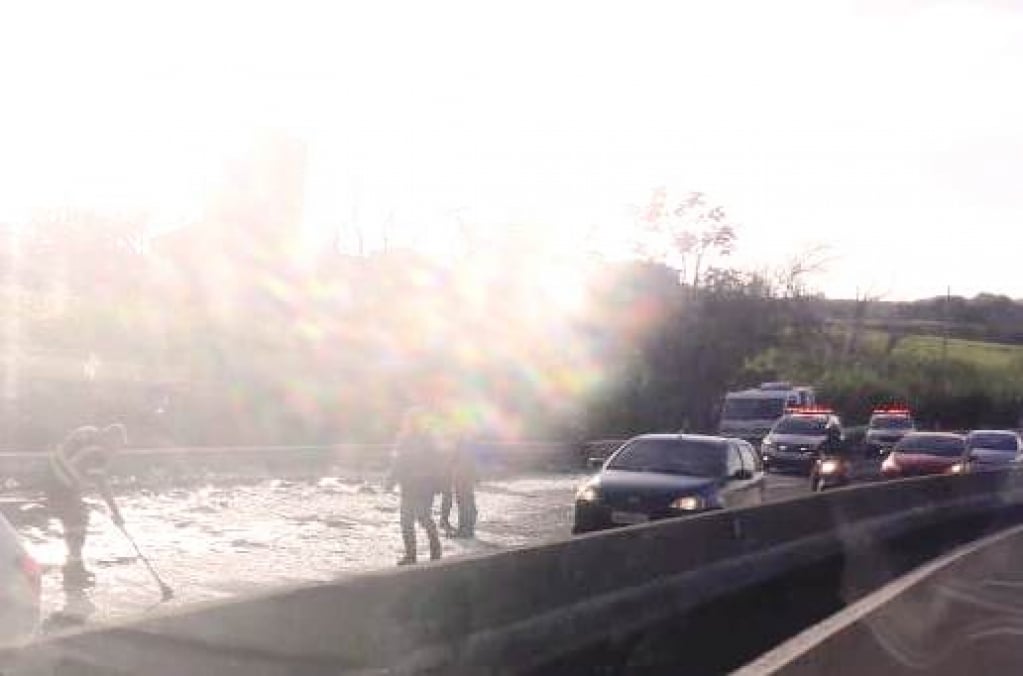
[[822, 423, 843, 453], [439, 439, 478, 538], [386, 407, 444, 565], [45, 424, 128, 588]]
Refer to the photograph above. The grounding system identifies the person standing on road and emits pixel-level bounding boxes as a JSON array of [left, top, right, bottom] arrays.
[[440, 437, 478, 538], [44, 423, 128, 588], [386, 407, 444, 565]]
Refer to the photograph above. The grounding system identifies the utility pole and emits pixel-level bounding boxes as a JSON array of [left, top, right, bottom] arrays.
[[942, 285, 951, 394]]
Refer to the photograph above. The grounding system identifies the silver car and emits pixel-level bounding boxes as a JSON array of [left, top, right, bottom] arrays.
[[0, 512, 41, 644], [960, 430, 1023, 473]]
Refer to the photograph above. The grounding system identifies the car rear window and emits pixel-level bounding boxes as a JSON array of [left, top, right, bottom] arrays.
[[721, 398, 786, 420], [967, 433, 1019, 452], [773, 416, 827, 434], [896, 435, 965, 456], [870, 415, 913, 430], [608, 439, 726, 477]]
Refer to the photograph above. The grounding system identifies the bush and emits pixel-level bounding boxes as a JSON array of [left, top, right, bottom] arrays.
[[799, 351, 1021, 430]]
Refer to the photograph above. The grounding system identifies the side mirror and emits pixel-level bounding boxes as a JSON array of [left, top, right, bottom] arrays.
[[587, 457, 605, 470], [731, 468, 753, 481]]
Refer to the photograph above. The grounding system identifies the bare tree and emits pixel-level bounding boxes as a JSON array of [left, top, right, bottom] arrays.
[[451, 208, 484, 257], [673, 193, 735, 287], [23, 209, 149, 297], [773, 244, 834, 299], [843, 284, 889, 361], [638, 189, 736, 287]]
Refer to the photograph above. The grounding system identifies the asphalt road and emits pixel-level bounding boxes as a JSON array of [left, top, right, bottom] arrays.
[[763, 471, 814, 501], [2, 471, 813, 629]]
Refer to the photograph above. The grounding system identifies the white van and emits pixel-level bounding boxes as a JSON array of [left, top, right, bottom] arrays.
[[717, 383, 816, 444]]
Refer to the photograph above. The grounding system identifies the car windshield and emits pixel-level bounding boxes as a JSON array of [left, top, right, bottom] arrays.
[[721, 397, 786, 421], [967, 433, 1019, 452], [773, 416, 827, 435], [5, 2, 1022, 672], [870, 415, 913, 430], [608, 439, 726, 477], [896, 435, 966, 456]]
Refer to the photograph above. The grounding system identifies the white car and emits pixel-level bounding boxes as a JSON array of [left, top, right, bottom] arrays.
[[0, 512, 40, 644], [961, 430, 1023, 472]]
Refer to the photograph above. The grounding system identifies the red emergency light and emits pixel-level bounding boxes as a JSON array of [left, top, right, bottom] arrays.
[[786, 406, 834, 415], [872, 406, 911, 415]]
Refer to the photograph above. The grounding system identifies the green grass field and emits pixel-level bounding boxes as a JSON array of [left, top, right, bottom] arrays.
[[893, 335, 1023, 370], [843, 327, 1023, 370], [776, 328, 1023, 424], [817, 326, 1023, 379]]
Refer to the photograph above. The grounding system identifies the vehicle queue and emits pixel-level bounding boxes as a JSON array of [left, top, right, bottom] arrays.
[[573, 401, 1023, 534]]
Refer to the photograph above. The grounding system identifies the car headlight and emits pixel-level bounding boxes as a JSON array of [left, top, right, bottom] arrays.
[[949, 463, 964, 474], [882, 453, 898, 472], [670, 495, 706, 511], [820, 459, 840, 475], [576, 484, 600, 502]]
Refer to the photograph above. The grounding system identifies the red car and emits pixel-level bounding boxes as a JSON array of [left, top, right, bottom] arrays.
[[881, 432, 965, 479]]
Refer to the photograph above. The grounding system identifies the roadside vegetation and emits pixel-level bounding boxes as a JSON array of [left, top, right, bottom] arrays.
[[3, 191, 1021, 449], [743, 329, 1023, 432]]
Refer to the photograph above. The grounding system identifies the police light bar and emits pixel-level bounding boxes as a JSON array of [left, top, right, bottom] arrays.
[[786, 406, 834, 415]]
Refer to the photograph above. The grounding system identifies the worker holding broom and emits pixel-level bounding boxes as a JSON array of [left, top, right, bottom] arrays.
[[44, 424, 128, 589]]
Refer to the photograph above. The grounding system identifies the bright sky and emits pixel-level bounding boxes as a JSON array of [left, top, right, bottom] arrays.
[[1, 0, 1021, 300]]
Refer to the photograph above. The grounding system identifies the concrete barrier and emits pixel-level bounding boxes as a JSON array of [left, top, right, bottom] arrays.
[[4, 469, 1023, 674]]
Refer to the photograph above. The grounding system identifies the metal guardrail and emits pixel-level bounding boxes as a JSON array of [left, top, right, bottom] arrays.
[[3, 470, 1023, 674]]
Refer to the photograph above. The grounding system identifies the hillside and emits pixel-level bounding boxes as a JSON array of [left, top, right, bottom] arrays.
[[746, 324, 1023, 429], [821, 294, 1023, 345], [893, 335, 1023, 370]]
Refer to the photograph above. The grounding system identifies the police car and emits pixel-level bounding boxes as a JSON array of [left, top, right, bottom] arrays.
[[864, 407, 915, 455], [760, 408, 843, 475]]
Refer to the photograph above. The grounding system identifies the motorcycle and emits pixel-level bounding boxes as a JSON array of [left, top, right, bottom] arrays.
[[809, 453, 852, 492]]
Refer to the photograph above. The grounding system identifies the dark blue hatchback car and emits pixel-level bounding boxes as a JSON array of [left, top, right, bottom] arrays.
[[573, 434, 766, 534]]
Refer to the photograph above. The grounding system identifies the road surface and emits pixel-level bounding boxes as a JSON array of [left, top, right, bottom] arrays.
[[0, 471, 811, 628]]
